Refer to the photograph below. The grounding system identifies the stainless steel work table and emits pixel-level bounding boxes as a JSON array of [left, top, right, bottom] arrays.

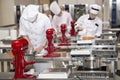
[[0, 44, 11, 49], [103, 28, 120, 32], [0, 54, 12, 72], [35, 56, 71, 62], [0, 71, 110, 80], [0, 37, 117, 80], [0, 72, 72, 80]]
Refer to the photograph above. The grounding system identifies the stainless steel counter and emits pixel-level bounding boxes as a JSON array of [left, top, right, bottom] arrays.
[[0, 71, 110, 80], [0, 72, 37, 80], [0, 72, 72, 80], [103, 28, 120, 32], [0, 54, 12, 72], [35, 56, 71, 62], [0, 43, 11, 49], [0, 72, 14, 79], [0, 37, 117, 80]]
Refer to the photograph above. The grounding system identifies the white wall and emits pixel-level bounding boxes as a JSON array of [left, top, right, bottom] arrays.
[[0, 0, 17, 39], [0, 1, 2, 25], [14, 0, 35, 5], [0, 0, 15, 26]]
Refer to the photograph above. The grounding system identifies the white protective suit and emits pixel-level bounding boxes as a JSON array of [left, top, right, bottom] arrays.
[[75, 14, 102, 37], [43, 4, 52, 22], [19, 5, 52, 73], [52, 11, 73, 33], [75, 4, 102, 37], [19, 5, 51, 53], [50, 1, 73, 37]]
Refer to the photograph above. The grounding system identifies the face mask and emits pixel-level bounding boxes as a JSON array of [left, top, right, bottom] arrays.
[[22, 5, 39, 23], [88, 14, 96, 20], [88, 17, 95, 20]]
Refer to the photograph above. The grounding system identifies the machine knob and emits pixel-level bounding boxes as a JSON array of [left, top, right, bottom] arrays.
[[61, 24, 66, 30], [12, 38, 28, 51], [46, 28, 54, 35], [71, 20, 75, 26]]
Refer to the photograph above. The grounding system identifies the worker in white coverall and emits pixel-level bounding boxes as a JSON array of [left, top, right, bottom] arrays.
[[50, 1, 73, 37], [19, 5, 52, 73], [43, 4, 52, 22], [75, 4, 102, 38]]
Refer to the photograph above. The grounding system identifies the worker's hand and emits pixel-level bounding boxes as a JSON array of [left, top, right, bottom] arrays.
[[76, 27, 84, 34], [34, 45, 44, 53], [77, 27, 83, 31], [56, 32, 61, 35], [95, 35, 101, 38], [55, 32, 62, 38]]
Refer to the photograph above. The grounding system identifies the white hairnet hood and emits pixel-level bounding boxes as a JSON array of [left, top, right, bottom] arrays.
[[22, 4, 39, 22], [43, 4, 49, 11], [89, 4, 101, 14], [50, 1, 61, 15]]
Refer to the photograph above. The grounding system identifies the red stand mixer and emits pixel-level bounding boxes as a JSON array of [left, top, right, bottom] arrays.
[[11, 38, 36, 79], [70, 20, 76, 36], [58, 24, 71, 46], [43, 28, 60, 57]]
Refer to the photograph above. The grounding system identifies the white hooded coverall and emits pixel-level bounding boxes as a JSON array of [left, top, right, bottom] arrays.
[[52, 11, 73, 33], [19, 5, 52, 73]]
